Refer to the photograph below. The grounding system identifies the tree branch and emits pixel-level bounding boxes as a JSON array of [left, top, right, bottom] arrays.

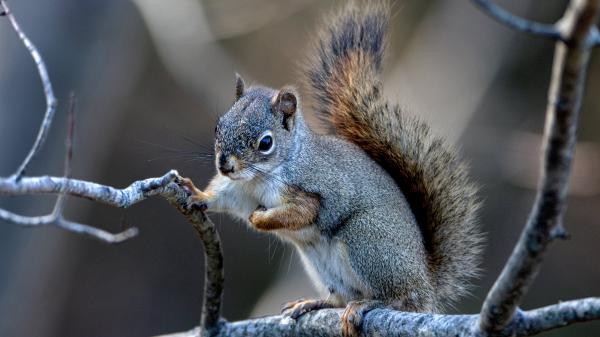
[[0, 208, 138, 243], [157, 297, 600, 337], [0, 148, 179, 242], [478, 0, 600, 333], [470, 0, 564, 40], [0, 171, 179, 206], [0, 170, 179, 243], [0, 0, 58, 181], [161, 186, 224, 336], [1, 172, 225, 323]]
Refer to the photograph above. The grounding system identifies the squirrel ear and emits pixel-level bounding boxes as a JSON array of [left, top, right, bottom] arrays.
[[272, 87, 298, 130], [235, 73, 245, 101]]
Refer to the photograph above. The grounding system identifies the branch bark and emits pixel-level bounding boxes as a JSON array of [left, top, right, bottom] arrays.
[[478, 0, 600, 332], [162, 188, 225, 336], [157, 297, 600, 337], [2, 171, 226, 329], [0, 0, 58, 181], [0, 171, 179, 243], [471, 0, 564, 40]]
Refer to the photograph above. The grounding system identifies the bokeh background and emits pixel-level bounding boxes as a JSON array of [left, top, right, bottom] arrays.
[[0, 0, 599, 336]]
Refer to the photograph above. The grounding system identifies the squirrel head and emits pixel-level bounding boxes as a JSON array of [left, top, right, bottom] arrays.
[[213, 74, 302, 181]]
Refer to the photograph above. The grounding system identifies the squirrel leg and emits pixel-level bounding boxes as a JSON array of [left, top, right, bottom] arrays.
[[340, 300, 386, 337], [281, 298, 339, 320], [249, 189, 319, 231]]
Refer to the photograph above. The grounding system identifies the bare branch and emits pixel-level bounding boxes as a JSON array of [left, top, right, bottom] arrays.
[[471, 0, 563, 40], [52, 92, 76, 217], [0, 171, 180, 208], [521, 298, 600, 335], [0, 2, 224, 327], [162, 188, 224, 336], [478, 0, 600, 333], [0, 207, 138, 243], [0, 171, 177, 244], [0, 86, 162, 243], [157, 297, 600, 337], [0, 0, 58, 181]]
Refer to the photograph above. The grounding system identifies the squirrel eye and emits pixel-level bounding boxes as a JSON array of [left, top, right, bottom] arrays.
[[258, 134, 273, 153]]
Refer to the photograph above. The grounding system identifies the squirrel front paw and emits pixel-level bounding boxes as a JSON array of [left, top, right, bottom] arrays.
[[248, 205, 270, 230], [180, 177, 210, 211]]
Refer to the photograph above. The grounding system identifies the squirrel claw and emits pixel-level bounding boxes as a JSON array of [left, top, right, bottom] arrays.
[[187, 193, 210, 212], [180, 177, 202, 196], [255, 205, 268, 212], [340, 300, 385, 337], [281, 298, 306, 313], [281, 299, 334, 320], [180, 177, 210, 211], [188, 197, 208, 212]]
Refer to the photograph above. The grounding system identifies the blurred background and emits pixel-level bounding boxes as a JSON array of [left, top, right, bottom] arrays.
[[0, 0, 599, 336]]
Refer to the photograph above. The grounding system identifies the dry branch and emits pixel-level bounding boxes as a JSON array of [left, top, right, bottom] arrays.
[[157, 297, 600, 337], [0, 171, 179, 243], [471, 0, 563, 40], [478, 0, 600, 332], [0, 0, 57, 181]]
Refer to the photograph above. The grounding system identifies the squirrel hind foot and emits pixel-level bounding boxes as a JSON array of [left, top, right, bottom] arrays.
[[340, 300, 386, 337], [281, 298, 337, 320]]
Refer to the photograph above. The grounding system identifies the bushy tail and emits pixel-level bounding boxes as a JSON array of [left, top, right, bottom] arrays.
[[303, 0, 483, 308]]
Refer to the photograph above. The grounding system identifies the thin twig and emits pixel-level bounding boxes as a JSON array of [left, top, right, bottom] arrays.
[[0, 88, 150, 244], [0, 207, 138, 243], [63, 92, 76, 178], [471, 0, 564, 40], [0, 90, 177, 244], [478, 0, 600, 333], [52, 92, 76, 217], [0, 0, 58, 181]]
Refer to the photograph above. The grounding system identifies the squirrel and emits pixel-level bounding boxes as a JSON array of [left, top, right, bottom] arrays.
[[183, 1, 483, 336]]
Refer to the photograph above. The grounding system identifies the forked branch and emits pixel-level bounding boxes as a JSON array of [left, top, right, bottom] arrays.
[[0, 0, 57, 181], [0, 2, 224, 331], [478, 0, 600, 332]]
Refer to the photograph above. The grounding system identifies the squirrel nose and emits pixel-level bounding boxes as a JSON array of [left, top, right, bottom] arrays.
[[218, 154, 235, 175]]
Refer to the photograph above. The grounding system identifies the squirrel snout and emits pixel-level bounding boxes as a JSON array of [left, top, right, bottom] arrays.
[[218, 153, 235, 175]]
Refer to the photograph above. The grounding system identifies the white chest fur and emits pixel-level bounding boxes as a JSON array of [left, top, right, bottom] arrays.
[[209, 172, 285, 222]]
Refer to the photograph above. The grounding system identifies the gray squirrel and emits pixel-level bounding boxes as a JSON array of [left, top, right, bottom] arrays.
[[182, 1, 483, 336]]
